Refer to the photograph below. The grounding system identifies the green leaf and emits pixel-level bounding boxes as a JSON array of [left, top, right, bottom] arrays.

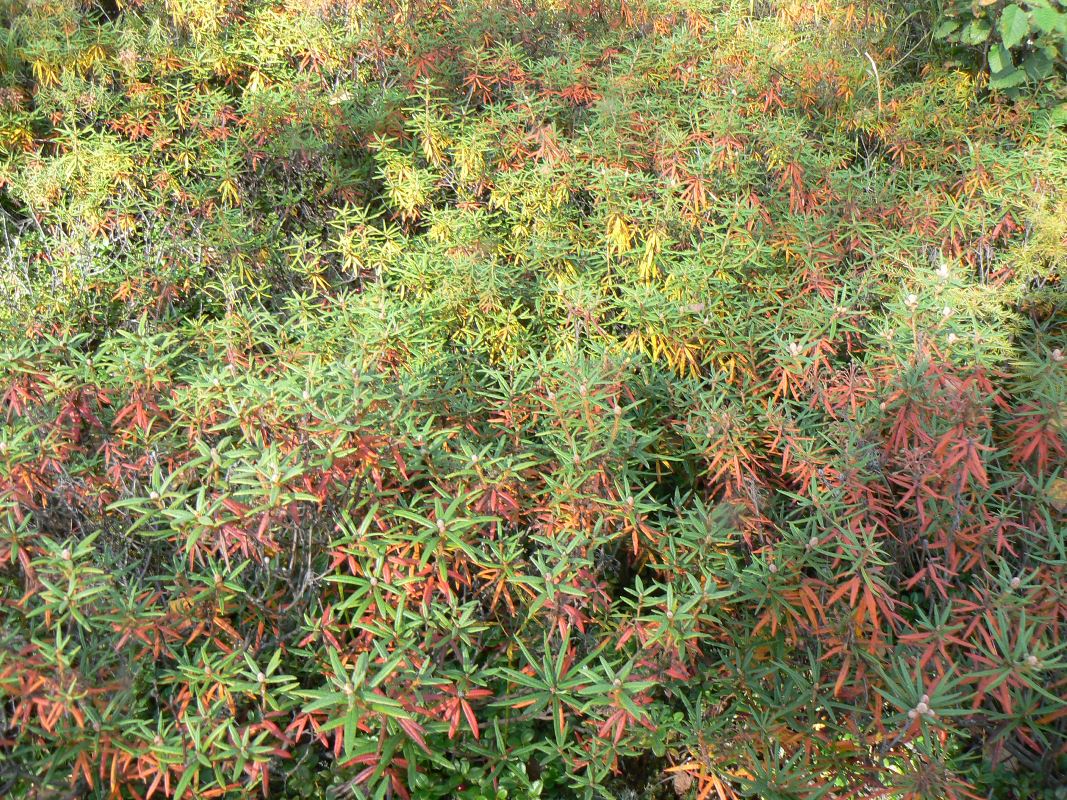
[[989, 66, 1028, 88], [1030, 6, 1064, 33], [1023, 48, 1055, 79], [962, 19, 993, 45], [988, 43, 1014, 73], [934, 19, 960, 39], [999, 4, 1030, 49], [174, 764, 197, 799]]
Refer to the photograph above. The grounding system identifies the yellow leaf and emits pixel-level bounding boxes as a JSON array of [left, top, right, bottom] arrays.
[[606, 213, 633, 256], [1049, 478, 1067, 513], [218, 178, 240, 207], [245, 69, 266, 93], [31, 61, 60, 87]]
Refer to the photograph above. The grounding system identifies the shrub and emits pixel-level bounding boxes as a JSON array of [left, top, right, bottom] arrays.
[[1, 1, 1065, 799], [935, 0, 1067, 89]]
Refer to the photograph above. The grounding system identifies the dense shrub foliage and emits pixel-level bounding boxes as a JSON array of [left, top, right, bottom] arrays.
[[1, 0, 1066, 798], [935, 0, 1067, 89]]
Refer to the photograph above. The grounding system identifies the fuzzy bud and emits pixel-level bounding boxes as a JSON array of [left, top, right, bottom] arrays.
[[672, 769, 694, 797]]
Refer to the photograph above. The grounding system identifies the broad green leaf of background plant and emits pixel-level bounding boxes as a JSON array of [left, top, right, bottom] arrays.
[[1000, 4, 1031, 50]]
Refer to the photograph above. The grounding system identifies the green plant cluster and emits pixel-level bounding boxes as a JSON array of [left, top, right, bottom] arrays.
[[1, 1, 1066, 799], [935, 0, 1067, 88]]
